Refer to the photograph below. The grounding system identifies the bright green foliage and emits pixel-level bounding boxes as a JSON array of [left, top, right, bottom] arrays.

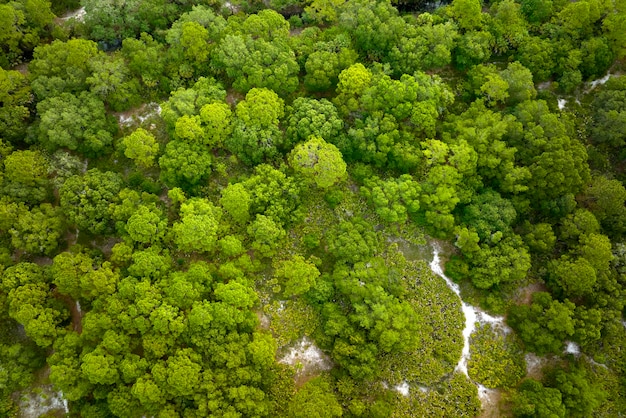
[[213, 18, 299, 96], [338, 0, 404, 61], [361, 175, 421, 223], [220, 183, 251, 225], [516, 36, 555, 82], [198, 102, 232, 148], [158, 140, 212, 191], [451, 0, 483, 31], [80, 262, 119, 300], [285, 98, 343, 149], [333, 63, 372, 117], [227, 88, 285, 165], [60, 169, 123, 234], [2, 263, 67, 348], [126, 206, 167, 244], [522, 222, 556, 253], [160, 77, 226, 132], [489, 0, 528, 54], [51, 251, 94, 300], [501, 62, 537, 105], [2, 150, 49, 204], [454, 31, 494, 69], [549, 256, 597, 299], [289, 136, 347, 189], [36, 92, 115, 156], [10, 204, 64, 256], [172, 198, 222, 253], [29, 39, 102, 99], [461, 235, 531, 289], [274, 255, 320, 297], [247, 214, 286, 258], [0, 68, 31, 141], [513, 100, 590, 210], [467, 324, 525, 388], [287, 376, 342, 417], [81, 0, 194, 43], [508, 292, 576, 355], [558, 209, 600, 242], [304, 39, 358, 92], [511, 379, 566, 418], [166, 7, 226, 79], [121, 33, 167, 93], [122, 128, 159, 168], [243, 164, 302, 225], [387, 14, 458, 75]]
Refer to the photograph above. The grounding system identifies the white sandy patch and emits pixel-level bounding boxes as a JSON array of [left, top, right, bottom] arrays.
[[558, 99, 567, 110], [20, 388, 68, 418], [279, 337, 333, 375], [564, 341, 580, 355], [60, 7, 86, 22], [525, 353, 546, 377], [117, 103, 162, 128], [430, 248, 510, 377], [589, 74, 611, 89], [394, 381, 410, 397]]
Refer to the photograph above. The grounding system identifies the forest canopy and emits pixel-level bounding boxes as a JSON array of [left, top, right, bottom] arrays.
[[1, 0, 626, 416]]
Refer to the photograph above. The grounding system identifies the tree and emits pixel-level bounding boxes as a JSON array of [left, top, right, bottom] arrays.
[[29, 39, 102, 99], [122, 128, 160, 168], [247, 214, 286, 258], [289, 136, 347, 189], [59, 169, 123, 234], [0, 68, 31, 141], [126, 206, 167, 244], [511, 379, 566, 418], [581, 175, 626, 236], [274, 255, 320, 297], [287, 376, 343, 418], [87, 53, 142, 111], [10, 204, 64, 256], [451, 0, 483, 31], [2, 150, 50, 204], [172, 198, 222, 253], [226, 88, 285, 165], [213, 33, 299, 96], [361, 174, 421, 223], [37, 92, 115, 156], [220, 183, 251, 225], [158, 140, 212, 192], [284, 98, 344, 149], [508, 292, 576, 355], [551, 367, 607, 417]]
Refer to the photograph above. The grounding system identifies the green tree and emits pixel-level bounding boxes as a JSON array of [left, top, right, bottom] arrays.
[[247, 214, 286, 258], [2, 150, 50, 204], [220, 183, 251, 225], [158, 140, 212, 192], [511, 379, 566, 418], [361, 174, 421, 223], [37, 92, 115, 156], [289, 136, 347, 189], [59, 169, 123, 234], [287, 376, 343, 418], [29, 39, 102, 99], [122, 128, 159, 168], [126, 206, 167, 245], [0, 68, 31, 141], [284, 98, 343, 149], [172, 198, 222, 253], [508, 292, 576, 355], [274, 255, 321, 297], [10, 204, 64, 256]]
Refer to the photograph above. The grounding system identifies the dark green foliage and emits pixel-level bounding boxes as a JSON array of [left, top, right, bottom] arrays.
[[36, 92, 116, 156], [511, 379, 566, 418], [508, 292, 576, 355]]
